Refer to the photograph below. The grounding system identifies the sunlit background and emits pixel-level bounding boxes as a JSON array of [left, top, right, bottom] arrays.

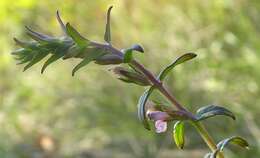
[[0, 0, 259, 157]]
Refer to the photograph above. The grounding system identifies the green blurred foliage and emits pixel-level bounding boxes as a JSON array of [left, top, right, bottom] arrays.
[[0, 0, 259, 157]]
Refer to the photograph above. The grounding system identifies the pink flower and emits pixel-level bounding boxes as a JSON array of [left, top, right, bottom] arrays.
[[155, 120, 167, 133], [147, 111, 171, 133]]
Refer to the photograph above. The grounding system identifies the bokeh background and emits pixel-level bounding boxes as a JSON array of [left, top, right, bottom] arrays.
[[0, 0, 259, 157]]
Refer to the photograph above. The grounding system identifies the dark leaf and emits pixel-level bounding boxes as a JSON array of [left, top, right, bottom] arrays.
[[217, 136, 249, 151], [137, 87, 155, 130], [212, 136, 249, 157], [104, 6, 113, 43], [66, 23, 89, 47], [72, 49, 105, 76], [173, 121, 185, 149], [195, 105, 236, 121], [158, 53, 197, 81]]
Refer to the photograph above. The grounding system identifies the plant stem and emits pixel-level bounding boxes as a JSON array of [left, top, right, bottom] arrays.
[[130, 59, 224, 158], [100, 43, 223, 157]]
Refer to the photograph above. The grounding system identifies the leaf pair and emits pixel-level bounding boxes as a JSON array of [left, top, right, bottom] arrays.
[[205, 136, 249, 158], [137, 53, 197, 130], [172, 105, 235, 150]]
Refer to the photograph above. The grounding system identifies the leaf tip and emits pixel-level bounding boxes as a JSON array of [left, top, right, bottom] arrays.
[[56, 10, 60, 16], [108, 5, 113, 12], [13, 37, 20, 45], [71, 70, 76, 76]]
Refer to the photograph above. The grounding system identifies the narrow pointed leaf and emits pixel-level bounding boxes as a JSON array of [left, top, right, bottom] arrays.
[[66, 23, 89, 47], [173, 121, 185, 149], [217, 136, 249, 151], [41, 46, 69, 73], [158, 53, 197, 81], [25, 26, 53, 42], [104, 6, 113, 43], [56, 10, 67, 35], [13, 38, 35, 48], [72, 50, 105, 76], [195, 105, 236, 121], [123, 44, 144, 63], [137, 87, 155, 130], [11, 48, 30, 57], [17, 56, 33, 65], [23, 51, 49, 71]]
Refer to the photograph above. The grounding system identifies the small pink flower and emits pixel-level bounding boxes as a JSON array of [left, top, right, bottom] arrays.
[[147, 110, 171, 133], [155, 120, 167, 133]]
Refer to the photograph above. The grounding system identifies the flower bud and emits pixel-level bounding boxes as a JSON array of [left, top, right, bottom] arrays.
[[111, 67, 151, 86]]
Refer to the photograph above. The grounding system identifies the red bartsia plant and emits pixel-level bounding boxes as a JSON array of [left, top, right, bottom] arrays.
[[12, 6, 249, 158]]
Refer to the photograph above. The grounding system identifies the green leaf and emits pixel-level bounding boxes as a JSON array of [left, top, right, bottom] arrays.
[[217, 136, 249, 151], [72, 49, 105, 76], [212, 136, 249, 157], [23, 50, 49, 71], [158, 53, 197, 81], [104, 6, 113, 43], [16, 53, 34, 65], [173, 121, 185, 149], [66, 23, 90, 47], [56, 10, 67, 35], [123, 44, 144, 63], [13, 38, 36, 48], [137, 87, 155, 130], [195, 105, 236, 121], [41, 45, 70, 73]]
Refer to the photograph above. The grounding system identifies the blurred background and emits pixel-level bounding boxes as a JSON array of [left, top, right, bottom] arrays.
[[0, 0, 259, 157]]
